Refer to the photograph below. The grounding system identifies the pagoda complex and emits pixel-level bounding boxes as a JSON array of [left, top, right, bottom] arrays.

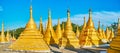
[[79, 9, 100, 47], [107, 18, 120, 53], [9, 4, 50, 52], [44, 9, 58, 45], [0, 22, 6, 43], [59, 9, 79, 48]]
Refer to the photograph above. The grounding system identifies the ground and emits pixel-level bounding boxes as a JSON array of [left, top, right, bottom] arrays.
[[0, 43, 107, 53]]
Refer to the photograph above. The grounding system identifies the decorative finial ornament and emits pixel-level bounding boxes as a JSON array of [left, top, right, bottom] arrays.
[[58, 17, 60, 23], [102, 24, 104, 29], [86, 9, 94, 28], [98, 20, 100, 28], [84, 16, 86, 22], [89, 8, 92, 18], [67, 8, 70, 18], [30, 2, 32, 18], [118, 18, 120, 24], [2, 21, 4, 31], [118, 18, 120, 29], [83, 16, 86, 25], [40, 16, 42, 23], [48, 9, 51, 18]]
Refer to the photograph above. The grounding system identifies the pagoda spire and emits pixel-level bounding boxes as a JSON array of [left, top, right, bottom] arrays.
[[48, 9, 51, 19], [25, 1, 37, 29], [67, 9, 71, 25], [109, 29, 114, 41], [56, 18, 62, 39], [97, 20, 104, 44], [39, 16, 44, 35], [86, 9, 94, 28], [12, 30, 16, 42], [44, 9, 58, 44], [47, 9, 52, 28], [67, 9, 70, 19], [97, 20, 102, 33], [82, 16, 86, 30], [79, 17, 87, 45], [65, 9, 72, 32], [98, 20, 100, 29], [118, 18, 120, 29], [0, 22, 6, 43], [89, 9, 92, 19], [6, 29, 10, 42], [105, 26, 111, 42]]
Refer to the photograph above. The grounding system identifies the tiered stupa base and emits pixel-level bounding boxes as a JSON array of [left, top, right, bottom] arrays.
[[9, 39, 50, 52], [108, 48, 120, 53]]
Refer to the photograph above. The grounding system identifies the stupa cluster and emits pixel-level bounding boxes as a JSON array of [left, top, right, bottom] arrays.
[[0, 22, 16, 43], [0, 3, 119, 53]]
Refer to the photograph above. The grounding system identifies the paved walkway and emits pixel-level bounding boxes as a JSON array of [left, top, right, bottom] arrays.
[[0, 43, 107, 53]]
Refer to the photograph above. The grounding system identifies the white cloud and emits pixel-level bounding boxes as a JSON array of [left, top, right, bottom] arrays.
[[35, 11, 120, 30], [49, 11, 120, 28]]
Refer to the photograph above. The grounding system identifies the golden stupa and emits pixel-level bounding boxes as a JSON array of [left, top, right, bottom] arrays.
[[6, 29, 11, 42], [55, 18, 62, 40], [82, 17, 87, 31], [44, 9, 58, 45], [9, 4, 50, 52], [107, 18, 120, 53], [59, 9, 79, 48], [105, 27, 111, 42], [0, 22, 6, 43], [97, 21, 103, 40], [79, 17, 86, 46], [80, 9, 100, 47], [39, 16, 44, 35], [109, 29, 114, 41], [75, 26, 80, 38], [11, 31, 16, 42]]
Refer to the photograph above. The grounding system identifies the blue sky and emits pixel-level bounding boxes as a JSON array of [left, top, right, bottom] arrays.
[[0, 0, 120, 31]]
